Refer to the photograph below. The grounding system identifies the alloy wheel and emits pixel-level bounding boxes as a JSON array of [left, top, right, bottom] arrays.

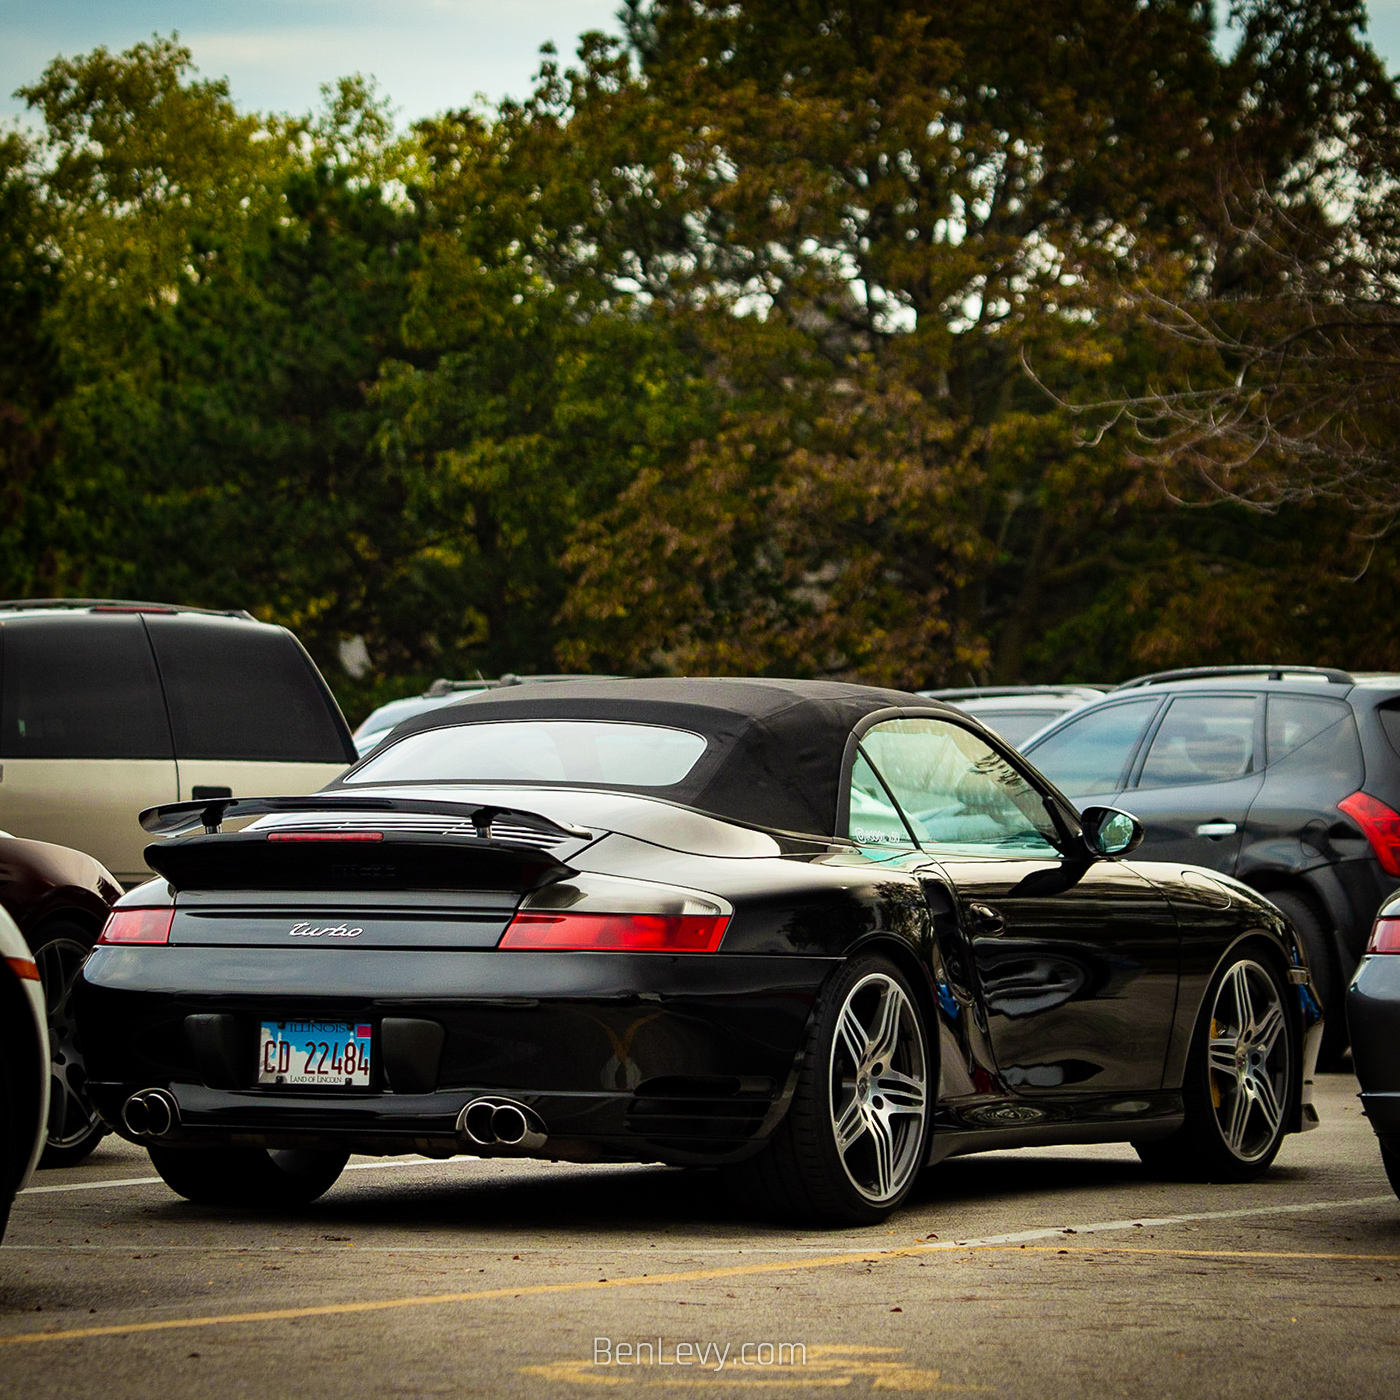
[[1206, 958, 1289, 1163], [35, 934, 104, 1153], [828, 971, 928, 1203]]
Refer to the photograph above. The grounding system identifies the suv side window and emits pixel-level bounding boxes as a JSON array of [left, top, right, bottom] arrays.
[[1268, 696, 1363, 786], [1023, 697, 1159, 798], [861, 717, 1060, 855], [144, 617, 349, 762], [1136, 695, 1256, 789], [0, 617, 172, 759]]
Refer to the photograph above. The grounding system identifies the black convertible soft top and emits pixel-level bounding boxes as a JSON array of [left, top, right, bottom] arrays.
[[356, 677, 947, 837]]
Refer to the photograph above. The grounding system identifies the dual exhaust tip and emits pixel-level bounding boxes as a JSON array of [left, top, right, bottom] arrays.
[[121, 1088, 180, 1139], [457, 1097, 547, 1152], [122, 1088, 545, 1154]]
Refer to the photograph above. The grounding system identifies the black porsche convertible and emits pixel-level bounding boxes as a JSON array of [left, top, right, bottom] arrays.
[[78, 679, 1322, 1225]]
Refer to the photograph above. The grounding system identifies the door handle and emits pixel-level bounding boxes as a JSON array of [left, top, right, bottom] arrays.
[[1195, 821, 1238, 838], [968, 902, 1006, 936]]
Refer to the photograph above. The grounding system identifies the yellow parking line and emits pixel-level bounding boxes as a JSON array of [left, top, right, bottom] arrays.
[[0, 1247, 922, 1347], [2, 1237, 1394, 1349]]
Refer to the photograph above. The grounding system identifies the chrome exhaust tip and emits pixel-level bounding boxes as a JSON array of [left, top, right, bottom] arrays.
[[121, 1089, 180, 1139], [461, 1100, 498, 1147], [490, 1104, 528, 1144], [455, 1097, 547, 1152], [121, 1093, 149, 1137]]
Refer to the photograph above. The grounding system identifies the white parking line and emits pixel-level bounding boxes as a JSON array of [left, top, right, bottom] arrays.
[[943, 1194, 1397, 1247], [18, 1157, 472, 1196], [20, 1175, 164, 1195]]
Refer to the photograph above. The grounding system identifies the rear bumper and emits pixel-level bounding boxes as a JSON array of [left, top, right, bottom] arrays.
[[1346, 955, 1400, 1093], [1358, 1093, 1400, 1152], [77, 946, 836, 1164], [1347, 955, 1400, 1152]]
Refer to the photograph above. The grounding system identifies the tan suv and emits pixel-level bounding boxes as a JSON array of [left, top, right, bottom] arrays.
[[0, 601, 356, 884]]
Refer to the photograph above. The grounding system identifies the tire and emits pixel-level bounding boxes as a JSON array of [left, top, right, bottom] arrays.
[[1380, 1143, 1400, 1202], [1137, 948, 1295, 1183], [1267, 891, 1346, 1069], [738, 954, 932, 1227], [1377, 1142, 1400, 1198], [148, 1144, 349, 1208], [28, 919, 108, 1168]]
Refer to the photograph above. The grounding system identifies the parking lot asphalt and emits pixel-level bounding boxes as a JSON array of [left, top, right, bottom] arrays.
[[1, 1071, 1397, 1400]]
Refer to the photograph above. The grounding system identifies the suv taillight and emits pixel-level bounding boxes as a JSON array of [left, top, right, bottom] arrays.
[[1338, 792, 1400, 876], [1366, 917, 1400, 954], [98, 909, 175, 945]]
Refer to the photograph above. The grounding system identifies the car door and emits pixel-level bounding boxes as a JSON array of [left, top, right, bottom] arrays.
[[0, 616, 178, 883], [859, 716, 1180, 1097], [1117, 693, 1263, 874], [1021, 695, 1163, 811]]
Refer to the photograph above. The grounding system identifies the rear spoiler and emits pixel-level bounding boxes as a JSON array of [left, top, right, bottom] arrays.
[[139, 796, 594, 896], [140, 794, 592, 842]]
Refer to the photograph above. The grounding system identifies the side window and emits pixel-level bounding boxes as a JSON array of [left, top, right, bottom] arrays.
[[1137, 695, 1256, 789], [1023, 698, 1159, 798], [0, 617, 172, 759], [861, 718, 1060, 856], [1268, 697, 1363, 787], [145, 618, 349, 763], [847, 749, 917, 846]]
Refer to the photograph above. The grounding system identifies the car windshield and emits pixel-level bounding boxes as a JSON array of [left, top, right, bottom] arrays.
[[344, 720, 708, 787]]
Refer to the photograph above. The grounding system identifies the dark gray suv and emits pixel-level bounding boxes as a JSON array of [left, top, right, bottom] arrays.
[[1023, 665, 1400, 1061]]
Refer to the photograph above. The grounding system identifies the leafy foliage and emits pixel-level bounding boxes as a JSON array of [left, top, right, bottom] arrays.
[[5, 7, 1400, 719]]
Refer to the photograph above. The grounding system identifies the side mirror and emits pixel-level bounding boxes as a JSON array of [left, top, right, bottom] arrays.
[[1080, 806, 1144, 858]]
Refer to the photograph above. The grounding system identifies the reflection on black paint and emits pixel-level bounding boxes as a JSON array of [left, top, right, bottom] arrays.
[[976, 943, 1093, 1017], [1001, 1059, 1100, 1088], [1007, 860, 1093, 898]]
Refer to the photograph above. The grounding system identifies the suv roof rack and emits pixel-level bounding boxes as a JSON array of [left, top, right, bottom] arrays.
[[423, 674, 622, 697], [0, 598, 255, 620], [919, 685, 1105, 700], [1116, 664, 1355, 689]]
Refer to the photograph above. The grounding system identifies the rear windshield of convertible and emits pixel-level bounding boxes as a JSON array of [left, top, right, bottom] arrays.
[[345, 720, 709, 787]]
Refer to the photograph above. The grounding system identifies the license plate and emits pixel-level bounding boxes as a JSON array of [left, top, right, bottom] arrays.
[[258, 1020, 372, 1087]]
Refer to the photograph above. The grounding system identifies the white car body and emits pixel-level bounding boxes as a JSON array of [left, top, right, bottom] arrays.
[[1, 905, 50, 1216]]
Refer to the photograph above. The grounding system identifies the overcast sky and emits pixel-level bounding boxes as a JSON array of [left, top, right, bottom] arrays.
[[3, 1, 1399, 129]]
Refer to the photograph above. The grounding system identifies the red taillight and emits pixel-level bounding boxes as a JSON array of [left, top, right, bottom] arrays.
[[1367, 918, 1400, 954], [98, 908, 175, 945], [266, 832, 384, 843], [1338, 792, 1400, 876], [498, 911, 729, 952]]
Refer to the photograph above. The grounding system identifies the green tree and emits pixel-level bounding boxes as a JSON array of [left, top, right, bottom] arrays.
[[563, 1, 1400, 684], [369, 81, 718, 681], [0, 131, 64, 597]]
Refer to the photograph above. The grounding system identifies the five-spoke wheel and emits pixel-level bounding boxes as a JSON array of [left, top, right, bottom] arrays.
[[1137, 948, 1294, 1182], [1205, 959, 1289, 1163], [30, 921, 107, 1168], [829, 971, 929, 1205], [739, 954, 932, 1225]]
